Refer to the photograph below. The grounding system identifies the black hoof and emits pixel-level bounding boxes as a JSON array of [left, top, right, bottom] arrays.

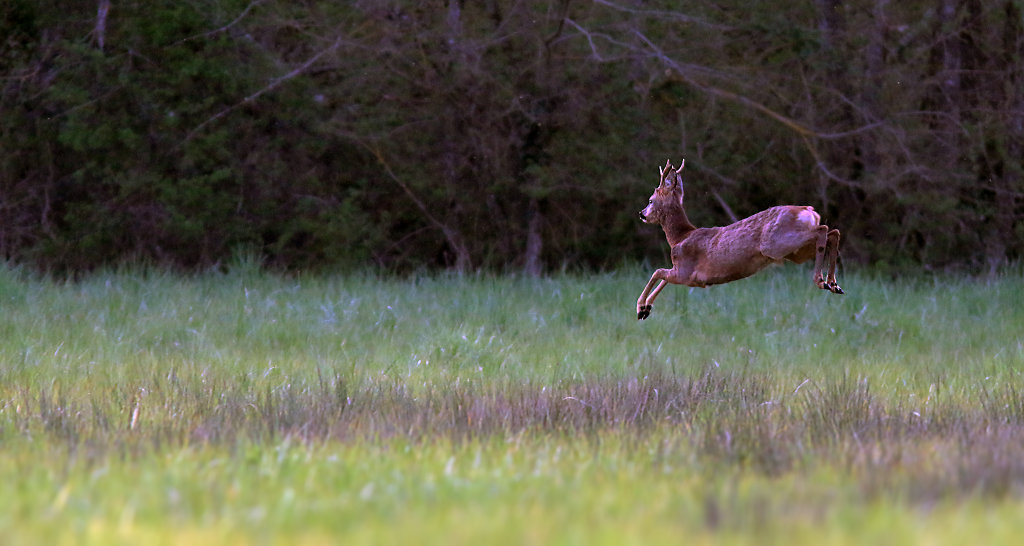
[[831, 284, 844, 295], [637, 305, 651, 320]]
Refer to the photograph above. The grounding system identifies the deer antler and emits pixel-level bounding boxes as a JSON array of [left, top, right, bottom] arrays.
[[659, 159, 673, 188], [675, 159, 685, 173]]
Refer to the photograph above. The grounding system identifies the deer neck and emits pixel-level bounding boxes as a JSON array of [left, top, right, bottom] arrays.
[[662, 207, 696, 246]]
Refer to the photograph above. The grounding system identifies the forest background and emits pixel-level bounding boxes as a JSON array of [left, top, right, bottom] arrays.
[[2, 0, 1022, 275]]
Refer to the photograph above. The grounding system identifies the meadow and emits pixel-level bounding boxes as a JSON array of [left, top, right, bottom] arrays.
[[1, 261, 1024, 545]]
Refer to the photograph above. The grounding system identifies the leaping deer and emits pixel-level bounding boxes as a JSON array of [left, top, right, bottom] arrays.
[[636, 159, 843, 320]]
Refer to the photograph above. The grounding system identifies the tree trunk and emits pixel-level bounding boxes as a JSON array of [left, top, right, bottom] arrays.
[[94, 0, 111, 51], [857, 0, 888, 181], [523, 198, 543, 276], [816, 0, 844, 47]]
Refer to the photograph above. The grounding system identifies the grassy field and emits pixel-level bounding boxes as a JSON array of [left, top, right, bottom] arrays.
[[2, 261, 1024, 544]]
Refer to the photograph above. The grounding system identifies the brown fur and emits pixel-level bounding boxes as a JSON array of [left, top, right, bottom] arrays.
[[636, 159, 842, 320]]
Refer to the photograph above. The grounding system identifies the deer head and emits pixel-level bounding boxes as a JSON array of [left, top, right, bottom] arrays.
[[639, 159, 686, 225]]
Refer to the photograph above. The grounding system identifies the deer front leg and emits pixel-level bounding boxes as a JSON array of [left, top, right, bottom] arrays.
[[636, 270, 669, 320]]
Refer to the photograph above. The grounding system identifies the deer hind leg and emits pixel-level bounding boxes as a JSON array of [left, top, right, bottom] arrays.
[[812, 225, 832, 291], [825, 229, 843, 294]]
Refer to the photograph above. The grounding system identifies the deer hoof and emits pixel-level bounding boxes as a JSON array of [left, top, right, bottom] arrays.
[[637, 305, 652, 320], [830, 284, 844, 295]]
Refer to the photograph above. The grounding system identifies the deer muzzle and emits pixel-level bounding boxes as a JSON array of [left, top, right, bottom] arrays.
[[639, 204, 653, 223]]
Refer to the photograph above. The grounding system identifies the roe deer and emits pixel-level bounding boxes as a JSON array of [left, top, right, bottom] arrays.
[[636, 159, 842, 320]]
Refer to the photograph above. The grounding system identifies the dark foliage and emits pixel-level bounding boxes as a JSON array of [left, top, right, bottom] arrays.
[[1, 1, 1021, 273]]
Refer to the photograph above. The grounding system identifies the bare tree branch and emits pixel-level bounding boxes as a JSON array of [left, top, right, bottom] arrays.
[[568, 16, 885, 142], [629, 29, 887, 141], [364, 145, 472, 272], [688, 163, 741, 222], [591, 0, 735, 31], [799, 135, 866, 188], [330, 122, 473, 271], [183, 36, 342, 144], [563, 18, 637, 62], [175, 0, 264, 45], [709, 189, 739, 223]]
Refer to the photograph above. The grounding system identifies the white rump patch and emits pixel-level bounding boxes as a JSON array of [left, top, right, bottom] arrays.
[[797, 207, 820, 227]]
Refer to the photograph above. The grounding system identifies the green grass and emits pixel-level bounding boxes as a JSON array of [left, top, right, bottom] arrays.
[[2, 262, 1024, 544]]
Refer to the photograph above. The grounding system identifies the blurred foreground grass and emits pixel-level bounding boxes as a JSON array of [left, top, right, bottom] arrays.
[[1, 263, 1023, 544]]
